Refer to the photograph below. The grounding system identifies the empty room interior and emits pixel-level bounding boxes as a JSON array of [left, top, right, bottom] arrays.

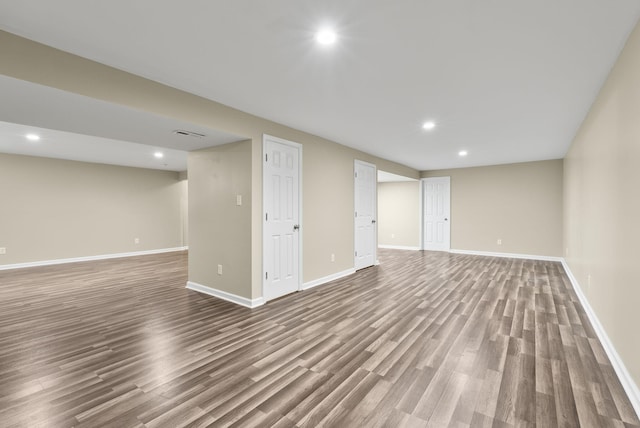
[[1, 1, 640, 427]]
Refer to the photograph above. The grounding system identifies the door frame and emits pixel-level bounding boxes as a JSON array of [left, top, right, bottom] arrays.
[[421, 176, 451, 251], [354, 159, 378, 269], [262, 134, 303, 301]]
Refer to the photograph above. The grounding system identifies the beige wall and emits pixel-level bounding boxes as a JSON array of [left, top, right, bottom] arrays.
[[0, 30, 418, 299], [422, 159, 563, 256], [188, 141, 252, 297], [377, 181, 420, 248], [0, 153, 184, 266], [300, 143, 417, 281], [564, 20, 640, 387]]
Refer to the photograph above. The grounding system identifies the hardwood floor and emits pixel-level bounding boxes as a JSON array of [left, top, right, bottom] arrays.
[[0, 249, 638, 427]]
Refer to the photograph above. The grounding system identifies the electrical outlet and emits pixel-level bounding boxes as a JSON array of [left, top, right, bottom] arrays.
[[134, 238, 140, 244], [0, 247, 6, 255], [218, 264, 223, 275], [391, 233, 395, 239], [497, 239, 502, 245], [331, 253, 335, 262], [236, 195, 242, 206]]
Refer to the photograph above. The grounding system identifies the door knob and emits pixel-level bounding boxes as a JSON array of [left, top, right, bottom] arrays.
[[444, 218, 448, 221], [293, 224, 300, 231], [372, 220, 376, 224]]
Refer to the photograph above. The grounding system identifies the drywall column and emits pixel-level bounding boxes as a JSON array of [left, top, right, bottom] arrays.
[[188, 141, 253, 300]]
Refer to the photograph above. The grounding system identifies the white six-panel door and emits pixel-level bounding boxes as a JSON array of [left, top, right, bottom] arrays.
[[354, 160, 377, 270], [423, 177, 450, 251], [263, 136, 301, 301]]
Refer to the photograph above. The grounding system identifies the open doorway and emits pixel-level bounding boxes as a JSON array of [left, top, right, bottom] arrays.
[[377, 171, 421, 251]]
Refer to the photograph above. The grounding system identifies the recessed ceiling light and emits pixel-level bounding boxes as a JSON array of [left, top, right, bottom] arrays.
[[154, 152, 164, 159], [458, 150, 468, 157], [422, 121, 436, 130], [316, 29, 337, 45], [26, 134, 40, 141]]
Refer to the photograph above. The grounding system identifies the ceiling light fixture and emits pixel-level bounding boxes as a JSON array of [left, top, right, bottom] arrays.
[[154, 152, 164, 159], [422, 121, 436, 130], [458, 150, 468, 157], [26, 134, 40, 141], [316, 28, 337, 45]]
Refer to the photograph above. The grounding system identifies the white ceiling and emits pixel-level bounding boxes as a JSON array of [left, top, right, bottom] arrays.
[[0, 120, 191, 171], [1, 1, 639, 171], [0, 75, 244, 171]]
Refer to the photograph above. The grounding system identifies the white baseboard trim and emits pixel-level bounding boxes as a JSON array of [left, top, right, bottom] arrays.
[[378, 245, 421, 251], [302, 268, 356, 291], [186, 281, 265, 309], [561, 260, 640, 418], [449, 248, 562, 262], [0, 246, 189, 271]]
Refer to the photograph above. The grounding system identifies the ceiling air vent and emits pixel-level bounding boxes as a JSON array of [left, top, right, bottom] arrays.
[[173, 130, 206, 138]]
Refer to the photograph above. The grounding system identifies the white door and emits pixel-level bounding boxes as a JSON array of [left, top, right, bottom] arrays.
[[263, 135, 301, 301], [423, 177, 450, 251], [354, 160, 377, 270]]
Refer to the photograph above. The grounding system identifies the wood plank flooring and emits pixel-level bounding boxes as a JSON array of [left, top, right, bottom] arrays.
[[0, 249, 638, 427]]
